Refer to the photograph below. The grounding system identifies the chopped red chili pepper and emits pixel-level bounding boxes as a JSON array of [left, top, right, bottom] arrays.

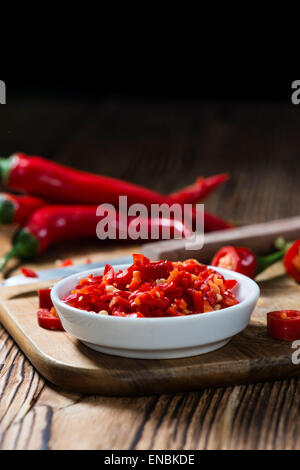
[[38, 288, 53, 310], [224, 279, 238, 290], [37, 308, 64, 331], [267, 311, 300, 341], [60, 258, 73, 267], [21, 267, 38, 278], [63, 255, 239, 318]]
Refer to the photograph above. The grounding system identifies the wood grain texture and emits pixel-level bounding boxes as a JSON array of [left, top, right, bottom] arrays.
[[1, 98, 300, 449]]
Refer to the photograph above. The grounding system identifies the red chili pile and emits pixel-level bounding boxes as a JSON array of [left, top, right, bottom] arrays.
[[62, 255, 239, 318]]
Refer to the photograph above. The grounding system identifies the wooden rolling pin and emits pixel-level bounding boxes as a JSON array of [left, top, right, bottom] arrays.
[[141, 216, 300, 263]]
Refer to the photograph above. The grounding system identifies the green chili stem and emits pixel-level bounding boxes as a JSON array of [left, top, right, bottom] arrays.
[[0, 229, 39, 272], [256, 238, 292, 275], [0, 247, 21, 272], [0, 157, 13, 185], [0, 195, 15, 224]]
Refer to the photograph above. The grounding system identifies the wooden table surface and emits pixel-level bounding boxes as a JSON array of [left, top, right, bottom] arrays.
[[0, 95, 300, 450]]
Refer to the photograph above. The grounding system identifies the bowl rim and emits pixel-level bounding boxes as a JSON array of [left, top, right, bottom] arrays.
[[51, 264, 260, 324]]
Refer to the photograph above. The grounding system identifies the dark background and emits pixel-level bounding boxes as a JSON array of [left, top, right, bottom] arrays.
[[3, 77, 294, 101], [0, 77, 299, 227]]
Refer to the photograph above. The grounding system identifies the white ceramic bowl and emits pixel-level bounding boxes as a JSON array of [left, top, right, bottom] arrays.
[[51, 265, 260, 360]]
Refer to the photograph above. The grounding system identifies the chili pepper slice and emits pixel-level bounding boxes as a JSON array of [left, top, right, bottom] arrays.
[[267, 311, 300, 341], [21, 267, 38, 278], [211, 246, 258, 279], [212, 243, 290, 279], [37, 308, 64, 331], [284, 241, 300, 283], [38, 289, 53, 310]]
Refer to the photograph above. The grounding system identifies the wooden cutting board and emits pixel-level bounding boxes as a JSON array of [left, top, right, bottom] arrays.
[[0, 233, 300, 396]]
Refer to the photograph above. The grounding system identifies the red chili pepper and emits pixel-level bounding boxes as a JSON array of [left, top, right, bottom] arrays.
[[284, 241, 300, 283], [0, 193, 46, 225], [202, 212, 232, 232], [211, 244, 289, 279], [170, 174, 229, 204], [267, 311, 300, 341], [38, 289, 53, 310], [126, 312, 145, 318], [0, 153, 203, 208], [60, 258, 74, 267], [224, 279, 238, 290], [0, 153, 172, 207], [21, 267, 38, 278], [212, 246, 258, 278], [0, 154, 232, 232], [64, 255, 239, 317], [37, 308, 64, 331], [0, 206, 193, 270]]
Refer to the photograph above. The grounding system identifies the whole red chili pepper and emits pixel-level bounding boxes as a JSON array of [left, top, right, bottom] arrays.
[[0, 153, 209, 208], [0, 153, 177, 207], [0, 193, 46, 225], [284, 241, 300, 283], [0, 154, 232, 232], [0, 205, 193, 270], [170, 174, 229, 204], [211, 245, 288, 279]]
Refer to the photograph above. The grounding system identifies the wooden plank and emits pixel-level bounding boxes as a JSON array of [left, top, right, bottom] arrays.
[[2, 379, 300, 450], [142, 216, 300, 262]]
